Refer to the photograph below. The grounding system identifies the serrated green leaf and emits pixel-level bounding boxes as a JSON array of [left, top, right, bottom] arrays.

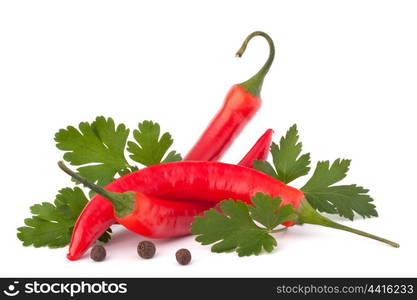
[[192, 194, 297, 256], [30, 202, 67, 224], [55, 116, 130, 187], [271, 125, 311, 183], [18, 217, 72, 248], [304, 184, 378, 220], [302, 159, 350, 191], [127, 121, 181, 166], [162, 151, 182, 163], [301, 160, 378, 220], [55, 187, 89, 217], [249, 193, 297, 230], [118, 166, 139, 176], [253, 160, 278, 178], [76, 164, 118, 188], [192, 200, 274, 256], [254, 125, 310, 184], [17, 187, 90, 248]]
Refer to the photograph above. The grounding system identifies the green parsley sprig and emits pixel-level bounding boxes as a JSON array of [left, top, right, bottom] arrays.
[[253, 124, 376, 221], [193, 124, 380, 256], [301, 160, 377, 220], [18, 117, 182, 248], [191, 193, 297, 256], [253, 124, 310, 184], [17, 187, 89, 248]]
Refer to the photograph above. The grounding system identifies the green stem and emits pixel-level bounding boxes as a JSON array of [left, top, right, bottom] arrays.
[[296, 199, 400, 248], [236, 31, 275, 97], [57, 161, 135, 218]]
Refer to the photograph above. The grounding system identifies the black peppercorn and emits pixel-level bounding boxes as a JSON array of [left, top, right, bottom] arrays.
[[137, 241, 156, 259], [176, 248, 191, 265], [90, 245, 106, 262]]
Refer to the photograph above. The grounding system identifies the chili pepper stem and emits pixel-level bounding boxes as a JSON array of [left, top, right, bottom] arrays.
[[57, 161, 135, 218], [236, 31, 275, 97], [296, 198, 400, 248]]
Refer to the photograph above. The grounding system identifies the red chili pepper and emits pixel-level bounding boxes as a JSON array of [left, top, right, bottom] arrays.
[[65, 131, 273, 260], [184, 31, 275, 161], [238, 129, 273, 168], [59, 161, 398, 261], [60, 161, 302, 238]]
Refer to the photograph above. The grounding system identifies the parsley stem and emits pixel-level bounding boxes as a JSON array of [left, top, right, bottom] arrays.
[[297, 199, 400, 248], [319, 218, 400, 248]]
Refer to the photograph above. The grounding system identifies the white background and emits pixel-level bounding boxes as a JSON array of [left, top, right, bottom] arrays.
[[0, 0, 416, 277]]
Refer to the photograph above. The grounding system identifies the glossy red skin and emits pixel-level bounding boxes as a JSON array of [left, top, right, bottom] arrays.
[[184, 85, 261, 161], [68, 162, 304, 260], [67, 134, 272, 260], [120, 194, 213, 237], [114, 162, 303, 208], [238, 129, 273, 168], [113, 162, 304, 235]]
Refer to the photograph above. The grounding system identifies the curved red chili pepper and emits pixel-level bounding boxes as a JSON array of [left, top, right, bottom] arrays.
[[60, 161, 303, 239], [66, 130, 273, 260], [60, 161, 399, 257], [99, 161, 303, 207], [184, 31, 275, 161]]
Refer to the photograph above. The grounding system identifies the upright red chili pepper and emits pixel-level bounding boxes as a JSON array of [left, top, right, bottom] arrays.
[[66, 131, 273, 260], [184, 31, 275, 161], [59, 161, 399, 256]]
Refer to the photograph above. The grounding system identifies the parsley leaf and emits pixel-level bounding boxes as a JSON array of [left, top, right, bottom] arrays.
[[127, 121, 182, 166], [249, 193, 298, 228], [191, 193, 296, 256], [302, 159, 350, 188], [17, 187, 88, 248], [254, 125, 377, 221], [301, 160, 378, 220], [254, 124, 310, 184], [162, 150, 182, 163], [55, 116, 131, 187], [20, 117, 183, 248], [252, 160, 277, 178]]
